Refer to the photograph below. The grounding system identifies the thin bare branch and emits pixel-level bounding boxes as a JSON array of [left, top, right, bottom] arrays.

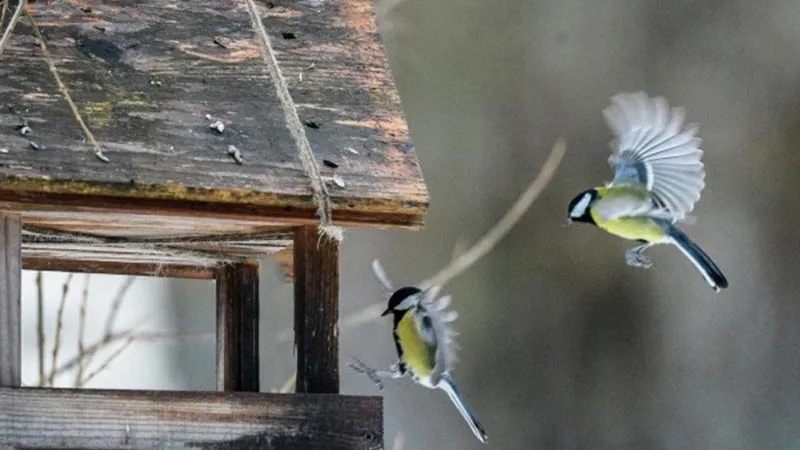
[[74, 274, 90, 387], [102, 276, 135, 338], [127, 330, 214, 341], [48, 273, 73, 385], [278, 373, 296, 393], [277, 303, 386, 342], [51, 329, 212, 378], [1, 0, 9, 33], [0, 0, 24, 59], [418, 138, 566, 291], [35, 271, 45, 386], [391, 432, 406, 450], [81, 336, 135, 386]]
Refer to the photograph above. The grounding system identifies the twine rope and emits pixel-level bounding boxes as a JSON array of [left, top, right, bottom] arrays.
[[244, 0, 343, 242], [0, 0, 25, 58]]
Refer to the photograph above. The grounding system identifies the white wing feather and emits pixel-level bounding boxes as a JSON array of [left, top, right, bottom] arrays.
[[370, 259, 394, 293], [414, 286, 460, 384], [603, 92, 706, 221]]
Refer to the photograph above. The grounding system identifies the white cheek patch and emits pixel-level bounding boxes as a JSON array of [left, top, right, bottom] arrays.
[[396, 294, 419, 311], [571, 193, 592, 217]]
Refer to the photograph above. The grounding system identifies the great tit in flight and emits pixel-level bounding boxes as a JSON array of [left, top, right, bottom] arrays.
[[349, 260, 488, 444], [566, 92, 728, 292]]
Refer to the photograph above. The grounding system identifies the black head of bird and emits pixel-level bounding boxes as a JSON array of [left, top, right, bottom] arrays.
[[381, 286, 422, 317], [566, 188, 598, 225]]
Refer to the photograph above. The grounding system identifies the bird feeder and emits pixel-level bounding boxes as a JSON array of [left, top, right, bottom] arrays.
[[0, 0, 428, 448]]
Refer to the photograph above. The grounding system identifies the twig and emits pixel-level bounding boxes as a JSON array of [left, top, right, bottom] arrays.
[[0, 0, 24, 59], [35, 271, 45, 386], [126, 330, 214, 341], [81, 336, 135, 386], [392, 432, 406, 450], [276, 303, 385, 342], [51, 329, 212, 378], [102, 276, 135, 338], [48, 273, 73, 385], [1, 0, 8, 29], [418, 138, 566, 291], [278, 372, 296, 393], [74, 274, 90, 387], [24, 9, 110, 163], [83, 277, 135, 376]]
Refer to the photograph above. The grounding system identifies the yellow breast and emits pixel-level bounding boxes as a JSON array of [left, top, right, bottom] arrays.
[[395, 312, 436, 381], [591, 213, 668, 243], [591, 186, 668, 243]]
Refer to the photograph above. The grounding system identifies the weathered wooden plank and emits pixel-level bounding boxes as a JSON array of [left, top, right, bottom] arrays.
[[0, 215, 22, 388], [0, 387, 384, 450], [18, 210, 290, 238], [18, 225, 295, 278], [294, 226, 339, 394], [23, 256, 216, 279], [216, 261, 260, 392], [0, 0, 429, 231]]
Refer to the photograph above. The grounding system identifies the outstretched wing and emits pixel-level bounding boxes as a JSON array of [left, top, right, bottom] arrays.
[[371, 259, 394, 294], [603, 92, 706, 221], [413, 286, 459, 384]]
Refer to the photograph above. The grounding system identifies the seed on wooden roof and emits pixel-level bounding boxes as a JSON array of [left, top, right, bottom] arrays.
[[227, 145, 244, 165], [210, 120, 225, 133]]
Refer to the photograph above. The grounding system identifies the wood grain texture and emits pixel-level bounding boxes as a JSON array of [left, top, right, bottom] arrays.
[[294, 226, 340, 394], [0, 0, 429, 233], [216, 261, 260, 392], [0, 387, 384, 449], [19, 221, 294, 278], [0, 215, 21, 388], [23, 256, 217, 278]]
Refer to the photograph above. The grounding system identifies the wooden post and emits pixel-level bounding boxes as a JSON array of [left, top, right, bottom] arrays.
[[0, 215, 22, 388], [294, 226, 340, 394], [215, 261, 260, 392]]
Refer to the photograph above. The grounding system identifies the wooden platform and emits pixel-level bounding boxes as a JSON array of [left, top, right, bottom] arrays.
[[0, 0, 429, 274], [0, 387, 383, 449]]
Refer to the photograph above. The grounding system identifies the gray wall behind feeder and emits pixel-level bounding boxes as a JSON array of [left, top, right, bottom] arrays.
[[165, 0, 800, 448]]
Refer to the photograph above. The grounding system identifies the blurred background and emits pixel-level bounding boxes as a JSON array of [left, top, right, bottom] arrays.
[[19, 0, 800, 448]]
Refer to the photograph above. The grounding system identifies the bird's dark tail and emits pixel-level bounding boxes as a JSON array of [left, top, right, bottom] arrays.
[[438, 373, 488, 444], [666, 224, 728, 292]]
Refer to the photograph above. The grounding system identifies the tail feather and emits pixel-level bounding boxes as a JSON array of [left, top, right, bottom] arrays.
[[438, 373, 488, 444], [667, 225, 728, 292]]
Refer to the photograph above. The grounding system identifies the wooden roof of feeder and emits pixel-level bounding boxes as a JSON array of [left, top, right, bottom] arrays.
[[0, 0, 429, 278]]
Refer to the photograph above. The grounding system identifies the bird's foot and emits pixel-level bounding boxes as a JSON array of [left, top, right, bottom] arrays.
[[625, 245, 653, 269], [347, 358, 385, 391]]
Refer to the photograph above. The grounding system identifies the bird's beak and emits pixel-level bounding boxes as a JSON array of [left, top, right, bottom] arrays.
[[381, 308, 391, 317], [563, 218, 572, 228]]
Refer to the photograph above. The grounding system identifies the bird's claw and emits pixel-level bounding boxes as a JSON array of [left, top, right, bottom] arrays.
[[625, 246, 653, 269], [347, 358, 385, 391]]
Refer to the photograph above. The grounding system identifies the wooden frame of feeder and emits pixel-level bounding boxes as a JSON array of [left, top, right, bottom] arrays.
[[0, 0, 428, 448]]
